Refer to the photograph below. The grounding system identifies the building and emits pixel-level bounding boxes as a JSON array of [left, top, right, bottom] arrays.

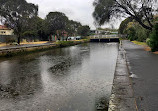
[[0, 25, 14, 35], [95, 30, 111, 35], [0, 25, 15, 43], [50, 30, 69, 41]]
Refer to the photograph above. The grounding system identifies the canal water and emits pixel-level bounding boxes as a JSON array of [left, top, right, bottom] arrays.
[[0, 43, 118, 111]]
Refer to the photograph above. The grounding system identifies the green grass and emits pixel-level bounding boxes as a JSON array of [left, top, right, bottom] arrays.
[[132, 41, 147, 46], [56, 39, 89, 47], [119, 38, 127, 40], [56, 41, 74, 47]]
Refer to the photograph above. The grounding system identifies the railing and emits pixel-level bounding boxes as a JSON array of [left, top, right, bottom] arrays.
[[90, 34, 119, 39]]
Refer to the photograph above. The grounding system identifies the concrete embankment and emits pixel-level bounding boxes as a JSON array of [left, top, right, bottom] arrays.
[[108, 42, 137, 111], [0, 41, 86, 57], [0, 44, 57, 57]]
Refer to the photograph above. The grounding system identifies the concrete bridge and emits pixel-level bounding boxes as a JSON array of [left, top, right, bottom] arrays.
[[90, 35, 120, 43]]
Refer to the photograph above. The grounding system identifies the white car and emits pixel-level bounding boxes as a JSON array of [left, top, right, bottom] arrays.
[[76, 36, 81, 40], [67, 37, 75, 40]]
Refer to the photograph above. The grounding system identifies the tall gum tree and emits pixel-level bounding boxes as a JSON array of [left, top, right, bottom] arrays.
[[65, 20, 82, 37], [0, 0, 38, 44], [93, 0, 158, 30], [45, 12, 69, 40]]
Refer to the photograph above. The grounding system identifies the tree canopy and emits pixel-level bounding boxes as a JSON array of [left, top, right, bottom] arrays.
[[77, 25, 90, 36], [93, 0, 158, 30], [44, 11, 86, 40], [22, 16, 45, 40], [118, 17, 133, 34], [0, 0, 38, 44], [0, 0, 90, 42], [45, 12, 69, 35], [65, 20, 81, 36]]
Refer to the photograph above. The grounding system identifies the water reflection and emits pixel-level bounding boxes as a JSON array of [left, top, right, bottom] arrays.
[[0, 58, 43, 99], [0, 43, 118, 111]]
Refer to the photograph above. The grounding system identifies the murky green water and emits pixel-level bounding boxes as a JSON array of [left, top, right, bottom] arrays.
[[0, 43, 118, 111]]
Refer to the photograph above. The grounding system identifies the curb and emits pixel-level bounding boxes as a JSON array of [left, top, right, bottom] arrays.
[[108, 42, 138, 111]]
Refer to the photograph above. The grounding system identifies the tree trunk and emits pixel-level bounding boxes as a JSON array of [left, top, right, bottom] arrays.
[[137, 19, 153, 31], [57, 34, 60, 41], [17, 34, 21, 45]]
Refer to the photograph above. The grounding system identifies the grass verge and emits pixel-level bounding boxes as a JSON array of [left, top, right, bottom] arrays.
[[131, 40, 158, 54], [56, 39, 89, 47], [0, 41, 49, 48], [132, 41, 147, 46]]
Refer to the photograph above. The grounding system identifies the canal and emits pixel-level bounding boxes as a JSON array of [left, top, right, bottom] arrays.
[[0, 43, 118, 111]]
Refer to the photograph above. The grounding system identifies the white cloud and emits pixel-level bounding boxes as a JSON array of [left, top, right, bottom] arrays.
[[26, 0, 121, 29], [26, 0, 96, 29]]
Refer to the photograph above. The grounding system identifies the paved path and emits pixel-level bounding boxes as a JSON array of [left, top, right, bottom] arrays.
[[123, 40, 158, 111]]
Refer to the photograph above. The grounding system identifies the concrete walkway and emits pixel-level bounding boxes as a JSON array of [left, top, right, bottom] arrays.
[[108, 43, 137, 111], [123, 40, 158, 111]]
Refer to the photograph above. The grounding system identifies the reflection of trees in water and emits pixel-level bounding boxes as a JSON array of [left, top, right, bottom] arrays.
[[0, 59, 43, 99], [49, 59, 71, 75], [49, 56, 82, 76], [48, 44, 90, 77], [0, 74, 42, 98]]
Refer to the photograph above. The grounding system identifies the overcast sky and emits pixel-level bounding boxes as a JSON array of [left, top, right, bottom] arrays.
[[26, 0, 121, 29]]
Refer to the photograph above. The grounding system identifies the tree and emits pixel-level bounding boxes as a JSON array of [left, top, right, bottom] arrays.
[[120, 19, 151, 41], [118, 17, 132, 34], [22, 16, 45, 41], [0, 0, 38, 44], [45, 12, 69, 40], [147, 23, 158, 51], [77, 25, 90, 36], [93, 0, 158, 30], [65, 20, 82, 37]]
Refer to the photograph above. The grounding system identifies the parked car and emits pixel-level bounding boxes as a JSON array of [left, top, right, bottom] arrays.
[[67, 37, 75, 40], [76, 36, 81, 40]]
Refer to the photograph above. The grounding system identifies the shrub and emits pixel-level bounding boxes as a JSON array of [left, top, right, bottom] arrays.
[[136, 25, 150, 42], [120, 19, 151, 42], [146, 38, 151, 46], [82, 39, 89, 42], [34, 39, 40, 42], [118, 17, 133, 34], [22, 39, 27, 43], [127, 27, 137, 41], [56, 41, 74, 47], [148, 24, 158, 51], [6, 37, 16, 44]]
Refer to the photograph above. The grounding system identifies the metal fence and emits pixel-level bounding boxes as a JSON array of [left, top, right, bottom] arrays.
[[91, 34, 128, 38], [91, 34, 119, 38]]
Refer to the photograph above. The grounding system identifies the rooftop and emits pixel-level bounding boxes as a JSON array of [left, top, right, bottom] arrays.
[[0, 25, 10, 30]]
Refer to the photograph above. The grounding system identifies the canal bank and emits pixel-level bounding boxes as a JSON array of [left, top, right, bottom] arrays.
[[0, 40, 87, 57], [108, 42, 137, 111]]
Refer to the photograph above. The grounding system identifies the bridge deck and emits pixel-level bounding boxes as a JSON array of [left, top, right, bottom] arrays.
[[90, 34, 120, 43], [90, 38, 120, 43]]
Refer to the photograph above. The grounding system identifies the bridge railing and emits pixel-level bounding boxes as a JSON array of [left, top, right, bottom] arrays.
[[90, 34, 119, 39]]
